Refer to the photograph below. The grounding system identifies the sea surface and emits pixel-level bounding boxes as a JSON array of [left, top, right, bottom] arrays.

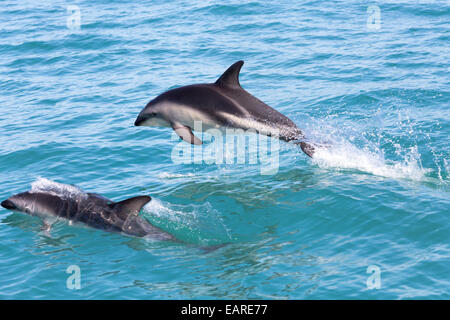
[[0, 0, 449, 299]]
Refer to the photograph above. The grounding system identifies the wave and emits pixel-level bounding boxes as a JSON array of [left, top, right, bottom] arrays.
[[142, 198, 232, 245]]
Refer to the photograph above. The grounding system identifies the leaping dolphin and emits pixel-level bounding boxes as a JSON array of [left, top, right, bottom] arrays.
[[134, 60, 315, 157], [1, 179, 175, 241]]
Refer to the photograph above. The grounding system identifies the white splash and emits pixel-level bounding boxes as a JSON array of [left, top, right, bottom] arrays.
[[444, 159, 449, 180], [157, 172, 196, 179], [30, 177, 88, 199], [143, 198, 185, 221], [311, 141, 431, 181]]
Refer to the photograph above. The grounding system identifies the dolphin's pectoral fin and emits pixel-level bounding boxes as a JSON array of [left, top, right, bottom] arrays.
[[172, 124, 203, 145], [112, 196, 151, 219], [40, 220, 53, 236], [42, 221, 51, 232]]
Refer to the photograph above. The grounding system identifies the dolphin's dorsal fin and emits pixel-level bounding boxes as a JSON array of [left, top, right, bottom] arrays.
[[112, 196, 151, 218], [215, 60, 244, 89]]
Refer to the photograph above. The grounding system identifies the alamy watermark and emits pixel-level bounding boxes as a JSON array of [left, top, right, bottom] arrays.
[[66, 5, 81, 31], [376, 0, 436, 3], [66, 265, 81, 290], [366, 265, 381, 289], [170, 121, 280, 175], [366, 5, 381, 31]]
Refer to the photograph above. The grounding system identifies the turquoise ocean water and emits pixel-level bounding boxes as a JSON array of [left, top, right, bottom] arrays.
[[0, 1, 449, 299]]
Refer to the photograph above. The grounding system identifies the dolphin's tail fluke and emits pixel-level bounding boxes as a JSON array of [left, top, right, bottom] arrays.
[[299, 141, 315, 158], [292, 141, 315, 158], [293, 139, 332, 158]]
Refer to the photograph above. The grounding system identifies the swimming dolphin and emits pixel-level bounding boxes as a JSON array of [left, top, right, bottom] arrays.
[[1, 179, 175, 241], [134, 60, 315, 157]]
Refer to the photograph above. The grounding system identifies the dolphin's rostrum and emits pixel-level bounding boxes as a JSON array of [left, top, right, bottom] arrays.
[[1, 178, 175, 241], [135, 60, 315, 157]]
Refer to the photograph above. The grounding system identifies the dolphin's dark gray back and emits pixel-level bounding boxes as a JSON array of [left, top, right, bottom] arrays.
[[213, 61, 303, 140], [74, 193, 174, 240], [153, 61, 304, 141]]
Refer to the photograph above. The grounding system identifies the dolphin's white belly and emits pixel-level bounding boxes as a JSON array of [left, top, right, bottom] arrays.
[[217, 111, 282, 137], [164, 103, 220, 130]]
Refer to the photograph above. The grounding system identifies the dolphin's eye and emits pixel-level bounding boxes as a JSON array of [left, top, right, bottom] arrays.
[[151, 112, 157, 117]]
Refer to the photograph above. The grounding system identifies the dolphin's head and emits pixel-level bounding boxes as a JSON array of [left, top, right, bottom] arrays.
[[1, 192, 63, 218], [2, 192, 35, 214], [134, 96, 171, 127]]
